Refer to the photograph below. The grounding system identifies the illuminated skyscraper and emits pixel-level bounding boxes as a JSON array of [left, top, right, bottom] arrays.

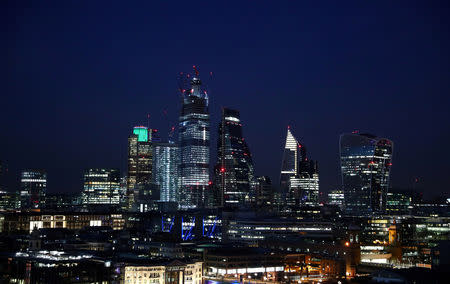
[[82, 168, 120, 205], [215, 108, 255, 207], [286, 159, 319, 206], [280, 128, 320, 206], [280, 127, 305, 196], [178, 74, 210, 209], [340, 132, 393, 214], [20, 169, 47, 209], [127, 126, 153, 209], [153, 142, 179, 203]]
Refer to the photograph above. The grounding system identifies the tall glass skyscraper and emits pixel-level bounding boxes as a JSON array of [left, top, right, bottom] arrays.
[[127, 126, 153, 209], [215, 108, 255, 207], [280, 128, 300, 193], [280, 128, 306, 197], [280, 128, 319, 206], [339, 132, 393, 214], [178, 75, 210, 209], [20, 169, 47, 209], [82, 168, 120, 205], [153, 142, 179, 203]]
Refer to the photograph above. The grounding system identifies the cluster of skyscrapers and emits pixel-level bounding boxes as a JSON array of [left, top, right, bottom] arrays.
[[3, 71, 397, 216], [2, 69, 450, 284]]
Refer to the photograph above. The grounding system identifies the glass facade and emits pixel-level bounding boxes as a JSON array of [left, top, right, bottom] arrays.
[[82, 168, 120, 205], [215, 108, 255, 207], [127, 127, 153, 209], [178, 76, 210, 209], [20, 169, 47, 209], [152, 142, 179, 202], [340, 133, 393, 214], [280, 128, 305, 197], [280, 128, 319, 206]]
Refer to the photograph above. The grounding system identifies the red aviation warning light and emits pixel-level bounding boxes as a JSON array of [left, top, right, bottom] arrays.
[[193, 65, 199, 76], [220, 167, 226, 173]]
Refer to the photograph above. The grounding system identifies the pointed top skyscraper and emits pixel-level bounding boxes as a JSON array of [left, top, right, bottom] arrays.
[[279, 127, 319, 206], [280, 127, 303, 193]]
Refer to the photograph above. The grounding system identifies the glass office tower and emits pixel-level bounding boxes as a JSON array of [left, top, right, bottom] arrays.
[[178, 75, 210, 209], [280, 127, 304, 195], [215, 108, 255, 207], [339, 132, 393, 214], [82, 168, 120, 205], [127, 126, 152, 209], [153, 142, 179, 203], [20, 169, 47, 209]]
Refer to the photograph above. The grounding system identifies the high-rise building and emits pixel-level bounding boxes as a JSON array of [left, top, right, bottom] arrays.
[[339, 132, 393, 214], [20, 169, 47, 209], [153, 142, 179, 203], [280, 127, 305, 198], [215, 108, 255, 207], [178, 73, 210, 209], [296, 159, 319, 205], [82, 168, 120, 205], [280, 128, 319, 206], [127, 126, 153, 209]]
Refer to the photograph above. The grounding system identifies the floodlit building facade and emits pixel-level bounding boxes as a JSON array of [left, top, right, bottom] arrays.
[[20, 169, 47, 209], [82, 168, 120, 205], [339, 132, 393, 214], [178, 75, 210, 209], [124, 261, 203, 284], [215, 108, 255, 207]]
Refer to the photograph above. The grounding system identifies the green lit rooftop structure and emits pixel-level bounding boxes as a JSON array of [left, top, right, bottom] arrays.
[[133, 126, 149, 142]]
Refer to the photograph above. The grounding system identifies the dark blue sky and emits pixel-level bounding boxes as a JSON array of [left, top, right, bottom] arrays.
[[2, 1, 449, 198]]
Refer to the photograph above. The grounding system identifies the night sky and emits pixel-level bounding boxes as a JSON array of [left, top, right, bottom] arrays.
[[2, 1, 449, 198]]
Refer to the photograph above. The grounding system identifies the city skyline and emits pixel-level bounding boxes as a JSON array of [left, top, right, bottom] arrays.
[[2, 2, 449, 282], [2, 1, 449, 198]]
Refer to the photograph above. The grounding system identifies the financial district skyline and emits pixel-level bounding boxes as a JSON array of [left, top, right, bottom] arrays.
[[0, 68, 405, 215]]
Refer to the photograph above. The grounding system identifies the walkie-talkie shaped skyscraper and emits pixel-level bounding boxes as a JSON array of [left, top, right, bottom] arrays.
[[178, 69, 210, 209], [340, 132, 393, 214]]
